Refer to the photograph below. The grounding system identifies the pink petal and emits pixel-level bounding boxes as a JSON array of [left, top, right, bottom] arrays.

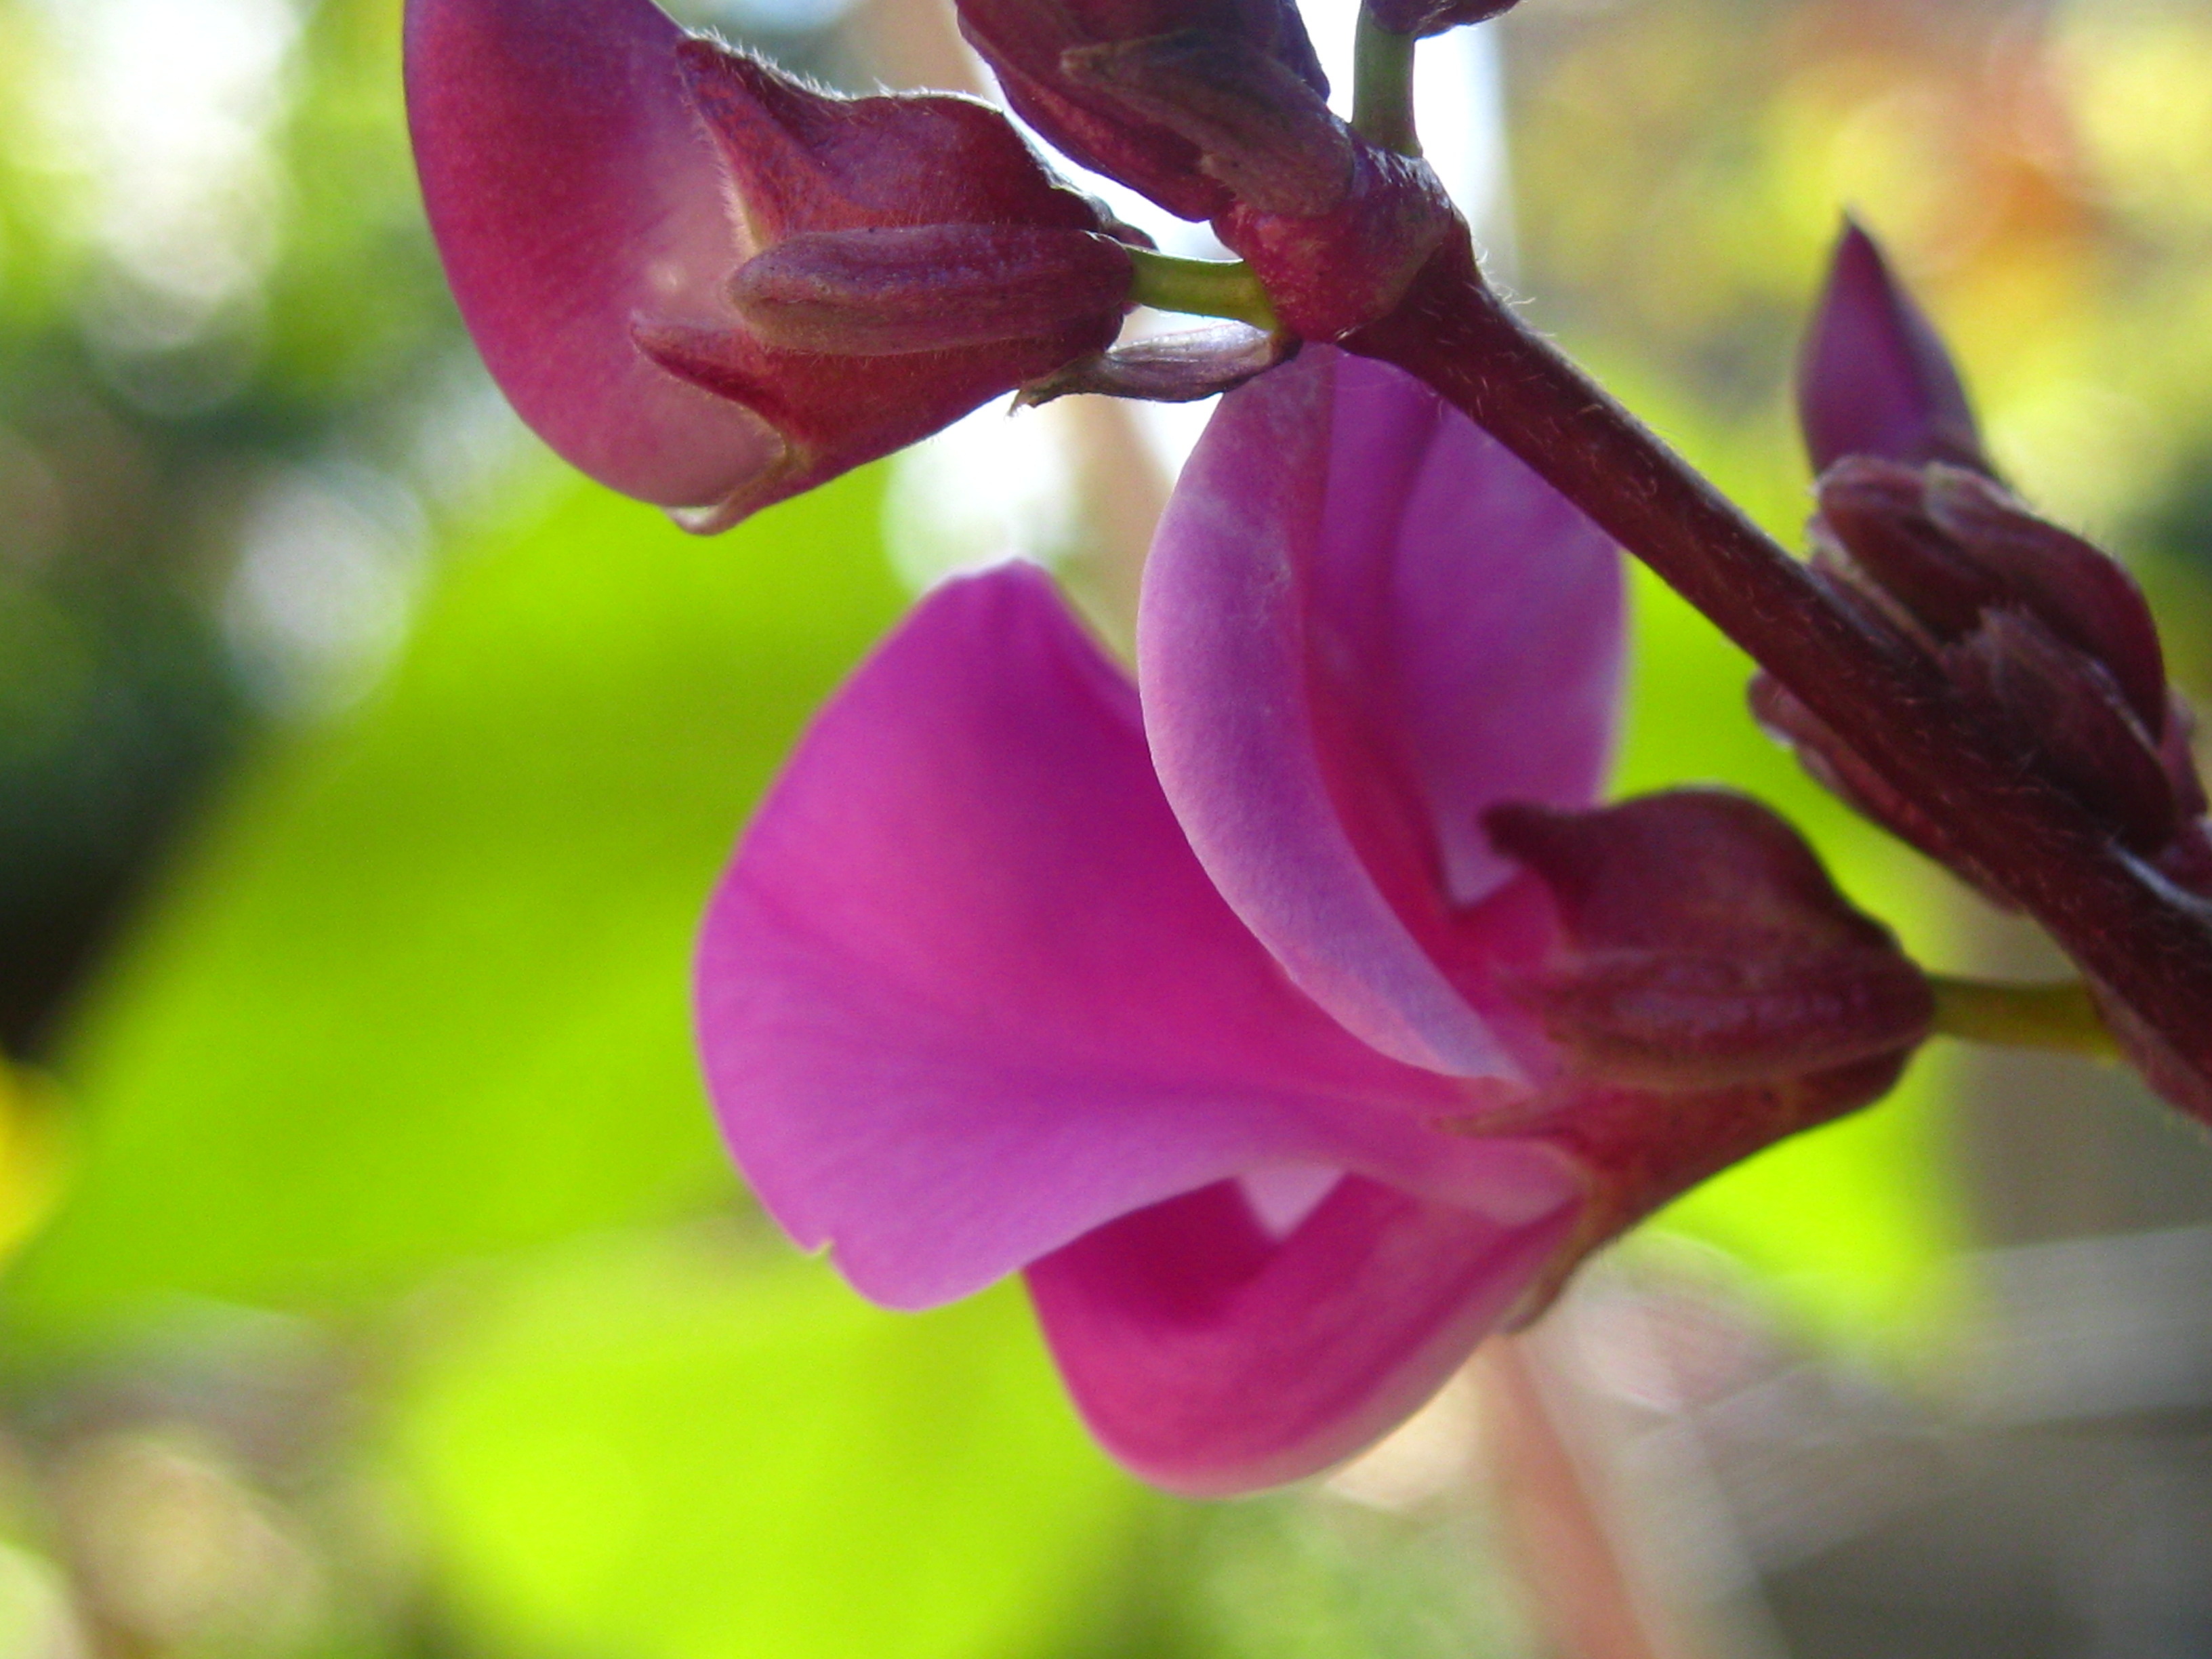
[[1797, 219, 1986, 475], [696, 564, 1580, 1310], [1027, 1174, 1580, 1494], [405, 0, 781, 510], [1139, 348, 1622, 1078]]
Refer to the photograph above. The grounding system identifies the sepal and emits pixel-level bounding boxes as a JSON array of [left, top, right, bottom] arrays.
[[1484, 791, 1932, 1092], [728, 226, 1132, 356], [1216, 144, 1456, 340], [1017, 323, 1293, 405]]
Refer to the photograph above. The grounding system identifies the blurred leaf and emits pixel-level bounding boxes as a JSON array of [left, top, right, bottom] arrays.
[[388, 1229, 1143, 1659], [5, 465, 905, 1343], [1614, 562, 1967, 1345]]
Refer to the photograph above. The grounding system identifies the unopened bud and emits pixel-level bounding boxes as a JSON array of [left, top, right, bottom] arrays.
[[956, 0, 1328, 222], [1946, 609, 2179, 853], [1921, 467, 2167, 734], [1063, 30, 1353, 217], [1816, 461, 2170, 737], [1816, 457, 1999, 640], [1799, 219, 1988, 475], [1484, 791, 1933, 1092]]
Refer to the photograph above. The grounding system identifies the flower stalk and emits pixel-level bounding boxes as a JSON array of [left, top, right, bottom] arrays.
[[1927, 977, 2118, 1060], [1343, 239, 2212, 1108], [1126, 249, 1281, 331], [1351, 8, 1421, 157]]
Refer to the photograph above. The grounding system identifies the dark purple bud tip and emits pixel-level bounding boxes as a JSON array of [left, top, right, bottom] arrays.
[[1799, 219, 1988, 476], [1062, 30, 1353, 217], [1485, 791, 1933, 1093], [1366, 0, 1519, 37], [729, 226, 1133, 356], [1017, 322, 1293, 406]]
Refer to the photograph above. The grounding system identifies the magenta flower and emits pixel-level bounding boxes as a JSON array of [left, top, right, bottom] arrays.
[[697, 349, 1927, 1492], [405, 0, 1133, 531]]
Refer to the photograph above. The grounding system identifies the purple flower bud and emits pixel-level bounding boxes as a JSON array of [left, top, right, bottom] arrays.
[[1365, 0, 1519, 37], [1946, 609, 2179, 853], [1061, 29, 1353, 216], [1921, 466, 2168, 734], [1815, 459, 2169, 737], [1484, 792, 1933, 1093], [1798, 220, 1988, 476], [956, 0, 1329, 221], [407, 0, 1130, 531], [1816, 456, 2002, 639]]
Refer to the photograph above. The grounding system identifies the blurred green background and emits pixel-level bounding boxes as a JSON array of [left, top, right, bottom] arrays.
[[0, 0, 2209, 1654]]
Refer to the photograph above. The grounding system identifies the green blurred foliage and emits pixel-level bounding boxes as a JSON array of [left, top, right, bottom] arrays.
[[8, 466, 903, 1342], [390, 1235, 1143, 1659]]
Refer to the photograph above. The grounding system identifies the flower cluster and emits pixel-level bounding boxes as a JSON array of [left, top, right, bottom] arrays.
[[406, 0, 2206, 1493]]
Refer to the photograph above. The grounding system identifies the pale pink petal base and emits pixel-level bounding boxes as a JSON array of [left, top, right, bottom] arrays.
[[1140, 348, 1622, 1078], [1029, 1175, 1580, 1494], [406, 0, 780, 509], [697, 565, 1580, 1312]]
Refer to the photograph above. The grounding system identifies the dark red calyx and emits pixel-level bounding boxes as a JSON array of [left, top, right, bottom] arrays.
[[1215, 143, 1456, 340], [729, 226, 1134, 356], [1484, 791, 1933, 1094]]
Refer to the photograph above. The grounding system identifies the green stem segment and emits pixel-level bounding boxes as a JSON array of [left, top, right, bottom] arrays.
[[1352, 9, 1421, 157], [1927, 976, 2119, 1060], [1126, 249, 1281, 331]]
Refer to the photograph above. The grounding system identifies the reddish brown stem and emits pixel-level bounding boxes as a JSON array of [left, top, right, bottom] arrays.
[[1349, 241, 2212, 1103]]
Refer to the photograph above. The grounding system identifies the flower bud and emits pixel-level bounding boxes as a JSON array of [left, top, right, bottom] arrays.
[[1945, 609, 2179, 853], [1484, 791, 1933, 1092], [956, 0, 1330, 221], [1921, 466, 2168, 733], [407, 0, 1131, 532], [1061, 30, 1353, 216], [1798, 218, 1988, 475]]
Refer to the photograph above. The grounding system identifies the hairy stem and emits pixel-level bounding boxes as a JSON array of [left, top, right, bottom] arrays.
[[1351, 9, 1422, 157], [1126, 249, 1280, 331], [1927, 977, 2118, 1059], [1346, 239, 2212, 1103]]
